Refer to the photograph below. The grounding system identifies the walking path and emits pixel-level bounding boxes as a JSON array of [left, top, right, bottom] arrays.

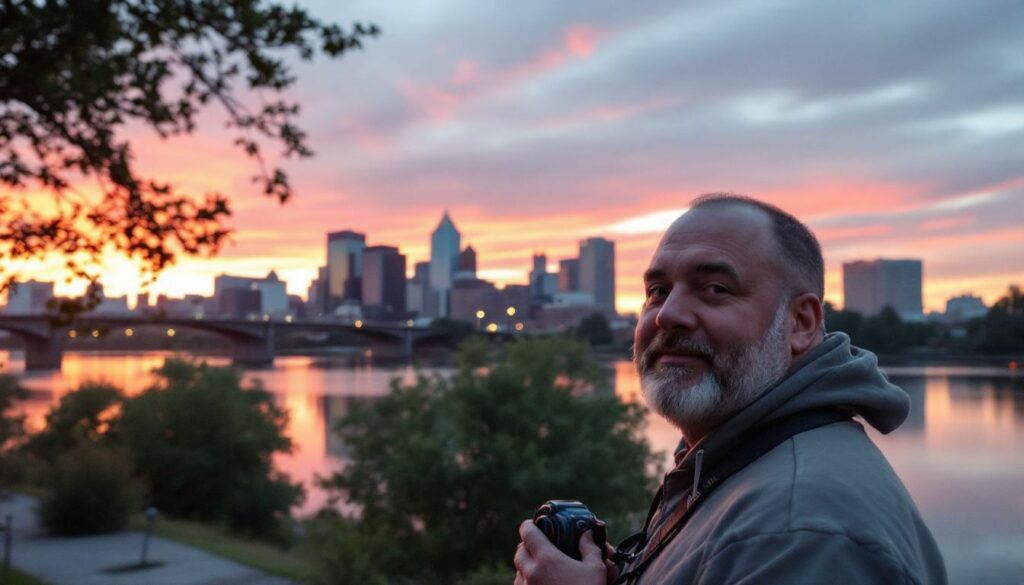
[[0, 493, 294, 585]]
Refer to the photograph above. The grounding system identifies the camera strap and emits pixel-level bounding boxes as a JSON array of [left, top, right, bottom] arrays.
[[611, 408, 853, 585]]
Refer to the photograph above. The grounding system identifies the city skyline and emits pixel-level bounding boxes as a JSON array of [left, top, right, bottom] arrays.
[[3, 206, 1020, 315], [5, 2, 1023, 313]]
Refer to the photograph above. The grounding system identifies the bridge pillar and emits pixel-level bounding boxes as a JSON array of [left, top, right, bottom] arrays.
[[403, 329, 414, 361], [231, 327, 275, 368], [24, 334, 63, 371]]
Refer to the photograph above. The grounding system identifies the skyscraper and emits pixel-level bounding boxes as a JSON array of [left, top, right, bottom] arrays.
[[458, 244, 477, 276], [362, 246, 407, 320], [578, 237, 616, 315], [842, 259, 923, 321], [327, 230, 365, 309], [429, 211, 461, 317], [558, 258, 580, 292]]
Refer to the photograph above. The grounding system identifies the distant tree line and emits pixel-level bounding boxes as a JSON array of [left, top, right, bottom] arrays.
[[825, 285, 1024, 355]]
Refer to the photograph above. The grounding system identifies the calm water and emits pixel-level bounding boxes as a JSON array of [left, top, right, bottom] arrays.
[[4, 351, 1022, 584]]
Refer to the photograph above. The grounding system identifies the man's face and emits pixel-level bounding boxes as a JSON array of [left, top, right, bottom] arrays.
[[633, 204, 794, 441]]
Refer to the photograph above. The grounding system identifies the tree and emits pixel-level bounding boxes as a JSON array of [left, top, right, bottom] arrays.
[[977, 285, 1024, 352], [0, 1, 377, 312], [311, 338, 660, 584], [575, 312, 614, 346], [118, 359, 302, 538]]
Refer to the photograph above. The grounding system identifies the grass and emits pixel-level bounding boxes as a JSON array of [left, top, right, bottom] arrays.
[[1, 566, 52, 585], [127, 514, 310, 582]]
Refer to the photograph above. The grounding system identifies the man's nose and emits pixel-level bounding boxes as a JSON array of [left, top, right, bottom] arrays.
[[655, 289, 699, 332]]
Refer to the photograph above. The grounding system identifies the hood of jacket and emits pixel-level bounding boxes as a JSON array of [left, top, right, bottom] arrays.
[[664, 331, 909, 495]]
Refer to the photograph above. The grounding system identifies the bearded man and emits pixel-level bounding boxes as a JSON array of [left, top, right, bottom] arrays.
[[514, 194, 946, 584]]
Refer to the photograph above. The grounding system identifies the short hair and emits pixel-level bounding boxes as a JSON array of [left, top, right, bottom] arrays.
[[690, 193, 824, 299]]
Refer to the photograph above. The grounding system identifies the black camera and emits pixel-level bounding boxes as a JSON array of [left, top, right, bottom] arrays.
[[533, 500, 607, 561]]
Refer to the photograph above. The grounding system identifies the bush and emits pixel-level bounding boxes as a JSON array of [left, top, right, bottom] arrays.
[[0, 374, 28, 487], [23, 382, 123, 462], [0, 374, 27, 452], [312, 337, 659, 584], [39, 445, 142, 534], [118, 360, 302, 538]]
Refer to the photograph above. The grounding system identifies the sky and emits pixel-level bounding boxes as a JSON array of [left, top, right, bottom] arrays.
[[14, 0, 1024, 314]]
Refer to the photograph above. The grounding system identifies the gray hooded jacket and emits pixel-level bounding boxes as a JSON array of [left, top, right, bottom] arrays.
[[623, 333, 947, 584]]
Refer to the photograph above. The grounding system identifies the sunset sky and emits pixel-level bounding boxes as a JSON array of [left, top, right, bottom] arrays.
[[13, 0, 1024, 314]]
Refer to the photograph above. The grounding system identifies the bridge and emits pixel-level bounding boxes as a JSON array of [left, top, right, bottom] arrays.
[[0, 314, 454, 370]]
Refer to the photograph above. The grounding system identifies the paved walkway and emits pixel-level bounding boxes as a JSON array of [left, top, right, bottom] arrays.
[[0, 493, 294, 585]]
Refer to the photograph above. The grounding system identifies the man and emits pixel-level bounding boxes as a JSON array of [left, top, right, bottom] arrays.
[[514, 194, 946, 584]]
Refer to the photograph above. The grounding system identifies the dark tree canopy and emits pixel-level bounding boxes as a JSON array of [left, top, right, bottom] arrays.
[[0, 0, 377, 310]]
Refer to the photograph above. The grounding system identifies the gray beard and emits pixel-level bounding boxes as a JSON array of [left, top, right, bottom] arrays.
[[635, 302, 791, 439]]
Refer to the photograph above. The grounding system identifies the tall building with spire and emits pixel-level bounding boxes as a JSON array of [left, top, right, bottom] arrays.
[[429, 211, 461, 317]]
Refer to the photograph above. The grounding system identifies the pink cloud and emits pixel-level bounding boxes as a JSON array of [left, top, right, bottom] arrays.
[[564, 25, 602, 58]]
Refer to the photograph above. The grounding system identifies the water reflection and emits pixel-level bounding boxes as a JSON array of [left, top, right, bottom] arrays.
[[888, 375, 926, 434], [3, 351, 1022, 584]]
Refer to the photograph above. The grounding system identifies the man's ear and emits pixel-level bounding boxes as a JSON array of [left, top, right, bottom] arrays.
[[789, 293, 824, 358]]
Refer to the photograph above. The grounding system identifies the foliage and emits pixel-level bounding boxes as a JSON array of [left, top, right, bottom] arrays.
[[575, 312, 614, 346], [428, 317, 477, 346], [0, 374, 29, 486], [38, 443, 142, 534], [312, 337, 660, 584], [128, 512, 310, 581], [0, 374, 28, 451], [23, 382, 122, 461], [824, 303, 934, 353], [118, 359, 302, 538], [975, 285, 1024, 353], [0, 0, 377, 313], [2, 566, 51, 585]]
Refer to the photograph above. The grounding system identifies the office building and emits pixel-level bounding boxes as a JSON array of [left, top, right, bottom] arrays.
[[3, 280, 54, 314], [429, 211, 461, 317], [327, 230, 365, 308], [558, 259, 579, 292], [458, 244, 477, 277], [306, 266, 329, 317], [362, 245, 407, 320], [842, 259, 923, 321], [214, 271, 288, 317], [945, 294, 987, 322], [579, 237, 616, 315]]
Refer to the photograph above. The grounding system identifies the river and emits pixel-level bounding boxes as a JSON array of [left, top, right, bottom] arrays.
[[4, 350, 1022, 584]]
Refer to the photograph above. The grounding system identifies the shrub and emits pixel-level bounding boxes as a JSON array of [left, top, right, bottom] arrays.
[[118, 360, 302, 538], [23, 382, 123, 462], [39, 445, 142, 534], [0, 374, 28, 487], [312, 337, 659, 584]]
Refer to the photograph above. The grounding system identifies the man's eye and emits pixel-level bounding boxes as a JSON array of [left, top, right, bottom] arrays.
[[646, 285, 669, 299], [706, 284, 730, 295]]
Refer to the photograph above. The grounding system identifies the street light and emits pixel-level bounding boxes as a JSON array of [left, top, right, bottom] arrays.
[[475, 309, 485, 330], [486, 323, 498, 333], [505, 306, 516, 332]]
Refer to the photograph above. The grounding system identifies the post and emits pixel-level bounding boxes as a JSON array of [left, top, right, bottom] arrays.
[[140, 507, 157, 566], [3, 514, 11, 568]]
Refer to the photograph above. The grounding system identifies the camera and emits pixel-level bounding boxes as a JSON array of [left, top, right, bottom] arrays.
[[533, 500, 607, 561]]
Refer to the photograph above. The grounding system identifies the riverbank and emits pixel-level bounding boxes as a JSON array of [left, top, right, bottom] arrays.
[[0, 493, 296, 585]]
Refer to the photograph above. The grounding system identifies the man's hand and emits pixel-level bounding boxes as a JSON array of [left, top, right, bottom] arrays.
[[514, 520, 618, 585]]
